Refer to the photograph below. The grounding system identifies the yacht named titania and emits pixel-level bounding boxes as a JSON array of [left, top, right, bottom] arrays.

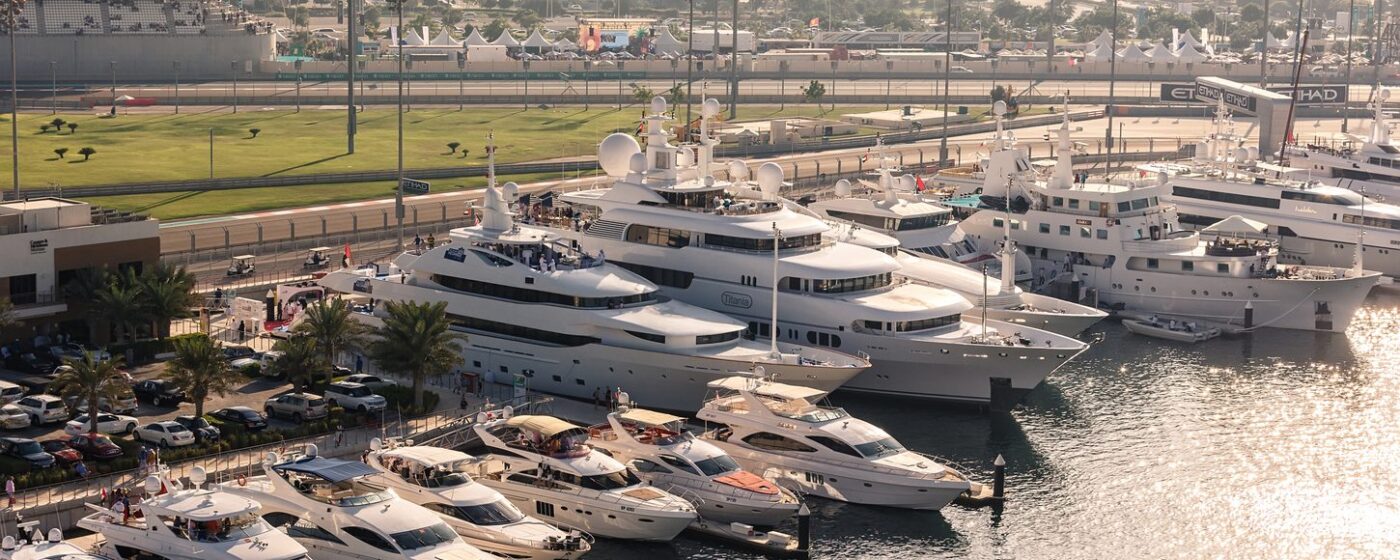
[[951, 102, 1380, 332], [318, 177, 868, 412], [543, 97, 1088, 407]]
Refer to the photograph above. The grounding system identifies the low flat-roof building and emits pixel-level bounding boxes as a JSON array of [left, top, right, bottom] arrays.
[[0, 198, 159, 342], [839, 106, 974, 131]]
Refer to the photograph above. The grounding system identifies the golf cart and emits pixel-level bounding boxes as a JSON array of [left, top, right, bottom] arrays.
[[304, 247, 332, 269], [227, 255, 256, 276]]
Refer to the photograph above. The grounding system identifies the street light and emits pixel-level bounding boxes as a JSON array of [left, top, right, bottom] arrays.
[[940, 0, 952, 165], [50, 61, 57, 115], [616, 61, 624, 110], [173, 60, 181, 115], [395, 0, 405, 251], [7, 0, 20, 198], [457, 51, 466, 111], [347, 0, 357, 154], [405, 54, 413, 112], [523, 59, 531, 110], [231, 60, 239, 114], [110, 60, 118, 114], [1104, 0, 1118, 176], [294, 59, 303, 112]]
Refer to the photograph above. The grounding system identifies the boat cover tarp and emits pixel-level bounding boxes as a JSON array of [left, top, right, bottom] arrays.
[[1202, 215, 1268, 233], [272, 456, 379, 482]]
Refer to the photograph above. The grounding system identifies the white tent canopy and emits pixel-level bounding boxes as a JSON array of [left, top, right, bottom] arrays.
[[522, 29, 553, 48], [1090, 29, 1113, 49], [1175, 42, 1209, 63], [404, 28, 427, 46], [1119, 45, 1150, 61], [463, 28, 490, 46], [1148, 42, 1177, 61], [430, 29, 458, 46], [492, 31, 521, 47], [1085, 41, 1115, 61], [1202, 215, 1268, 233], [1177, 29, 1205, 49], [553, 38, 577, 51], [653, 26, 684, 55]]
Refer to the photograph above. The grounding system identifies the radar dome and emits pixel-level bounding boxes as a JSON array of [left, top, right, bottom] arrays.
[[502, 182, 519, 200], [727, 160, 750, 181], [628, 152, 647, 174], [503, 405, 514, 418], [190, 466, 207, 486], [598, 133, 642, 177], [1382, 88, 1393, 101], [370, 437, 382, 451], [144, 475, 162, 494], [834, 179, 852, 197], [2, 537, 13, 551], [993, 100, 1007, 116], [305, 443, 319, 458], [756, 162, 784, 198], [1233, 147, 1249, 162], [650, 96, 668, 115], [47, 530, 61, 544], [899, 174, 917, 191], [702, 98, 722, 117]]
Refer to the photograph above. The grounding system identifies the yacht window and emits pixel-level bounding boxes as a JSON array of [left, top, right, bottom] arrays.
[[431, 274, 656, 308], [1059, 225, 1071, 236], [1052, 197, 1064, 207], [1217, 263, 1229, 273], [1080, 227, 1091, 238], [742, 432, 817, 452], [896, 213, 949, 231], [1343, 215, 1400, 230], [992, 218, 1005, 228], [343, 527, 398, 553], [1117, 201, 1132, 212], [468, 249, 515, 267], [863, 320, 882, 331], [626, 330, 667, 344], [263, 513, 345, 544], [852, 437, 906, 458], [428, 501, 525, 526], [809, 273, 893, 294], [390, 523, 459, 551], [659, 455, 700, 476], [1281, 190, 1365, 206], [807, 435, 863, 457], [448, 314, 601, 346], [418, 472, 471, 488], [697, 331, 741, 345], [896, 314, 960, 332], [1096, 229, 1108, 239], [693, 455, 741, 476], [1039, 223, 1050, 234], [827, 210, 896, 230], [1146, 259, 1159, 269], [704, 233, 822, 252], [613, 261, 695, 288], [1068, 199, 1080, 209], [1090, 201, 1102, 212], [572, 470, 642, 490], [625, 225, 692, 248], [1130, 198, 1149, 210], [1182, 261, 1194, 271], [1171, 186, 1281, 209], [632, 459, 673, 474]]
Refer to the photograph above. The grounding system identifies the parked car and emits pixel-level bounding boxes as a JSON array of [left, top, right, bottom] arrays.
[[64, 413, 138, 437], [0, 437, 55, 470], [65, 433, 123, 460], [342, 374, 398, 390], [264, 393, 328, 423], [66, 390, 138, 415], [221, 345, 258, 362], [173, 415, 220, 442], [48, 343, 110, 363], [209, 407, 268, 432], [323, 382, 387, 413], [15, 395, 67, 425], [0, 404, 31, 430], [132, 379, 186, 407], [4, 353, 58, 376], [0, 381, 25, 404], [258, 351, 285, 377], [134, 421, 197, 448], [39, 439, 82, 465]]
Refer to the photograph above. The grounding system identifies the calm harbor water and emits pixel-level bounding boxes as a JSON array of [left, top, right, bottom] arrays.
[[590, 294, 1400, 560]]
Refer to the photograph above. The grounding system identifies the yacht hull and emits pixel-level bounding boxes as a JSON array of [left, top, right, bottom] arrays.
[[474, 479, 694, 541], [706, 442, 967, 510], [988, 292, 1107, 336], [460, 334, 863, 412], [1172, 208, 1400, 280]]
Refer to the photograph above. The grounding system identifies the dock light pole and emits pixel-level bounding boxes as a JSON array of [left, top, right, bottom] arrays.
[[7, 0, 20, 198], [939, 0, 951, 166], [110, 60, 118, 112], [616, 61, 624, 110], [457, 52, 465, 111], [1104, 0, 1118, 177], [522, 60, 531, 110], [1343, 0, 1355, 133], [231, 60, 239, 114], [728, 0, 738, 120], [173, 61, 180, 115], [347, 0, 357, 154], [208, 128, 214, 179], [685, 0, 695, 141], [294, 59, 303, 112]]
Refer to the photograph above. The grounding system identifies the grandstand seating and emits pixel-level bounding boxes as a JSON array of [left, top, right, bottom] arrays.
[[43, 0, 105, 35], [168, 0, 206, 34], [5, 0, 41, 33], [106, 0, 170, 34]]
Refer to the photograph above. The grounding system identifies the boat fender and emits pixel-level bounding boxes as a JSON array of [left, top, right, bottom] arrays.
[[237, 474, 247, 487]]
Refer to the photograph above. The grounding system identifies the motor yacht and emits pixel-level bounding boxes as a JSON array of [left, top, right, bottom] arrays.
[[948, 101, 1381, 332], [0, 525, 112, 560], [799, 148, 1107, 336], [696, 375, 973, 510], [541, 97, 1088, 407], [467, 413, 697, 541], [219, 444, 495, 560], [318, 175, 868, 413], [1146, 99, 1400, 281], [1282, 90, 1400, 201], [364, 440, 591, 560], [586, 406, 800, 527], [79, 467, 310, 560]]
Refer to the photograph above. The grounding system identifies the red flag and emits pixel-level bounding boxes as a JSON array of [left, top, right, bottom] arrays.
[[343, 244, 351, 264], [915, 175, 926, 191]]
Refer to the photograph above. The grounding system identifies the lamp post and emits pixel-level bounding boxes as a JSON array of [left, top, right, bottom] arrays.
[[584, 60, 592, 110], [50, 61, 56, 115], [940, 0, 952, 165], [294, 59, 303, 112], [1343, 0, 1355, 133], [728, 0, 738, 120], [230, 60, 239, 114], [208, 128, 214, 179], [685, 0, 695, 140], [1104, 0, 1118, 176], [110, 60, 118, 113], [457, 51, 465, 111], [173, 60, 180, 115], [616, 61, 624, 110], [7, 0, 20, 198], [405, 54, 412, 112], [395, 0, 405, 251], [347, 0, 357, 154], [523, 59, 531, 110]]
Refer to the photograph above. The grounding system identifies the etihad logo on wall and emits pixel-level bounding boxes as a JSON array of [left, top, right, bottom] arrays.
[[1194, 83, 1258, 113], [720, 291, 753, 309], [1161, 84, 1347, 106]]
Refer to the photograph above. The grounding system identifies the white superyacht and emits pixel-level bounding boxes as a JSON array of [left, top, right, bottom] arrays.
[[1150, 99, 1400, 280], [318, 179, 868, 412], [950, 102, 1380, 332], [219, 444, 496, 560], [469, 414, 697, 541], [586, 406, 801, 527], [696, 375, 974, 510], [1283, 90, 1400, 200], [546, 97, 1088, 407], [364, 440, 591, 560]]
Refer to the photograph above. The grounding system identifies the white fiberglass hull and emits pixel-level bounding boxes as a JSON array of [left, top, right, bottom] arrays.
[[473, 479, 694, 541], [706, 441, 967, 510]]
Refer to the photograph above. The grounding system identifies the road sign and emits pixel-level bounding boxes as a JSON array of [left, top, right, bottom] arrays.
[[400, 178, 430, 195]]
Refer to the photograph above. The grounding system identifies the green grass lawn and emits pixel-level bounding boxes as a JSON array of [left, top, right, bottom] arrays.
[[0, 104, 883, 189]]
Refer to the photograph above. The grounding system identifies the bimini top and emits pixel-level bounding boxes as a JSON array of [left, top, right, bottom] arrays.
[[618, 408, 685, 427], [145, 489, 261, 521], [506, 415, 584, 439], [379, 445, 474, 469], [272, 456, 379, 482], [707, 376, 827, 401]]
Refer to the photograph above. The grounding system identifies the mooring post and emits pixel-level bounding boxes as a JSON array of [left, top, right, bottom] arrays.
[[1244, 300, 1255, 329], [797, 503, 811, 553], [993, 454, 1007, 499]]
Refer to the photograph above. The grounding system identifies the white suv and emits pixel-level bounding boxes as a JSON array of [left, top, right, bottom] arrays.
[[323, 382, 387, 413], [15, 395, 67, 425]]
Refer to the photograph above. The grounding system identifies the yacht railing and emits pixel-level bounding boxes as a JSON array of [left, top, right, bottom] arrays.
[[475, 460, 685, 509]]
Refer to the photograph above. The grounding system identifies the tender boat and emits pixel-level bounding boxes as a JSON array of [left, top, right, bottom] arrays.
[[587, 406, 801, 527], [219, 444, 495, 560], [696, 376, 973, 510], [468, 413, 697, 541], [79, 467, 310, 560], [1123, 316, 1222, 343], [364, 440, 592, 560]]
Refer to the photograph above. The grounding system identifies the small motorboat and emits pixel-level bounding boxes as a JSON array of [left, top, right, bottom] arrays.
[[1123, 316, 1221, 343]]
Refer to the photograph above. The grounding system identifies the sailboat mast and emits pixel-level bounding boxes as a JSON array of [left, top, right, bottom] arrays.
[[770, 222, 781, 359]]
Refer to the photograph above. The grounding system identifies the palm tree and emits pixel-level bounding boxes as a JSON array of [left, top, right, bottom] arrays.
[[163, 334, 236, 418], [296, 299, 367, 385], [368, 301, 461, 408], [63, 267, 111, 343], [270, 335, 325, 392], [94, 280, 143, 344], [0, 297, 16, 331], [139, 266, 197, 342], [52, 353, 127, 434]]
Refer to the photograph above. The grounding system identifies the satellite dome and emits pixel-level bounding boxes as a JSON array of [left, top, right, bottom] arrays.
[[703, 98, 722, 117], [628, 152, 647, 174], [899, 174, 917, 191], [993, 100, 1007, 116], [503, 182, 519, 201], [47, 530, 61, 544], [305, 443, 319, 458], [727, 160, 750, 181], [598, 133, 642, 177], [370, 437, 382, 451], [144, 475, 162, 494], [190, 466, 207, 486], [756, 162, 784, 198], [834, 179, 852, 197], [650, 96, 667, 114]]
